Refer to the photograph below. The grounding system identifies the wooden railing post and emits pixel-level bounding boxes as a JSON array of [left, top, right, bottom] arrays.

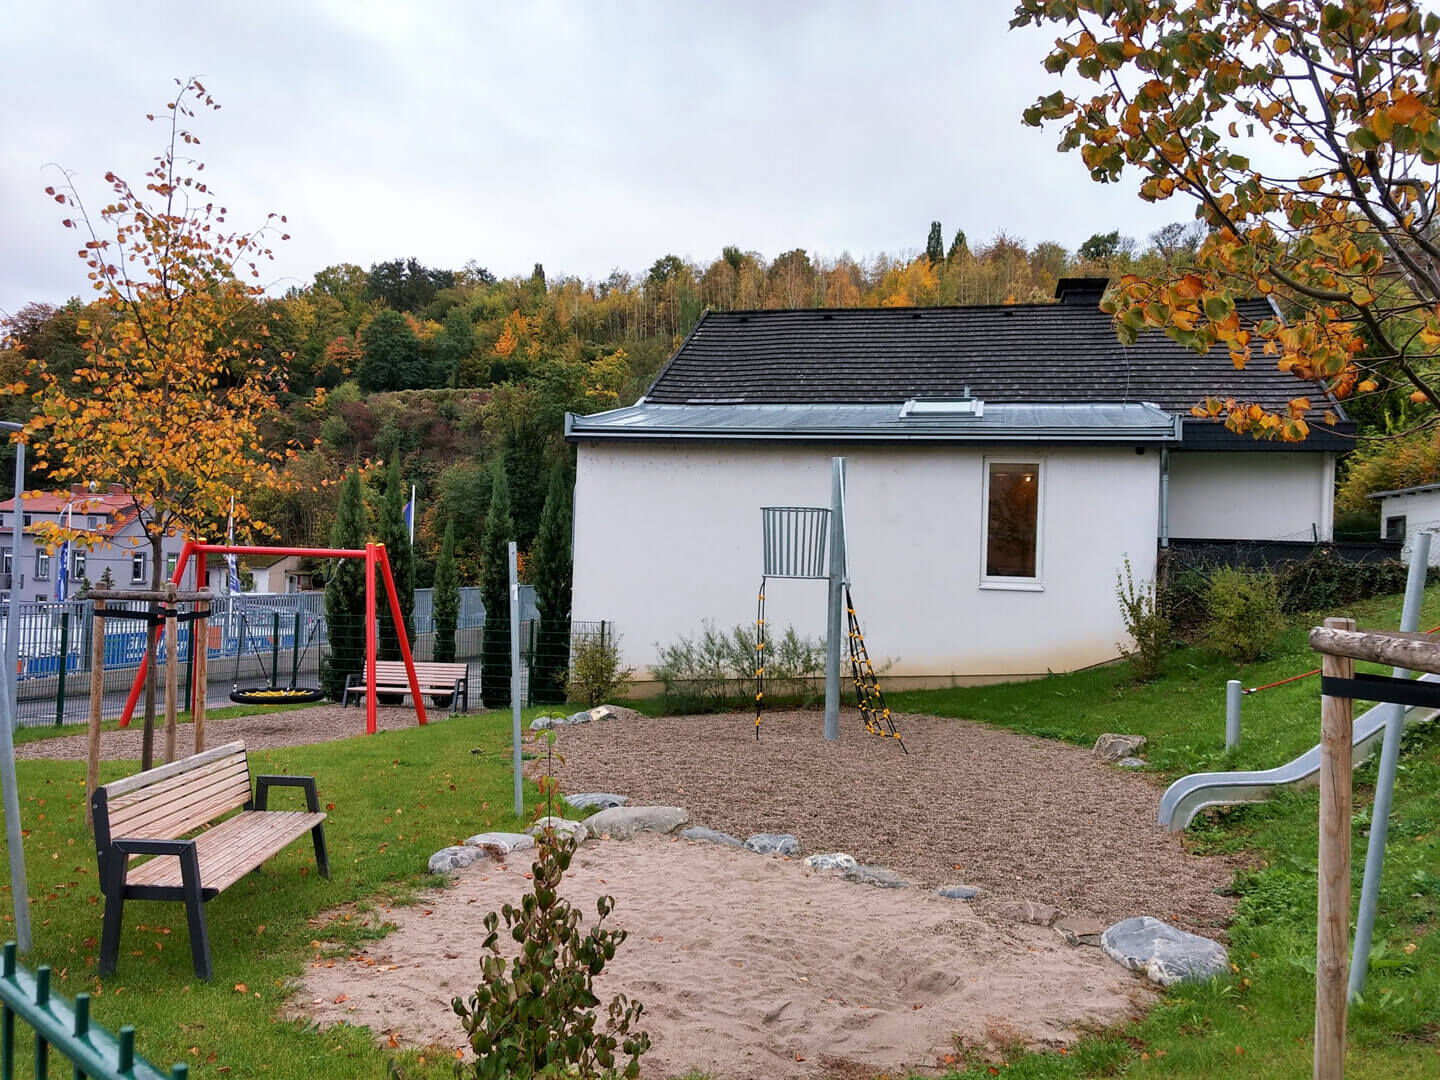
[[1316, 615, 1355, 1080]]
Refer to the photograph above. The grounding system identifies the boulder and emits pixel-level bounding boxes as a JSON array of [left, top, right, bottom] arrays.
[[526, 816, 589, 843], [1115, 757, 1148, 769], [994, 899, 1063, 926], [1100, 916, 1230, 986], [744, 833, 800, 856], [1093, 733, 1147, 763], [584, 805, 689, 839], [679, 826, 745, 848], [1054, 916, 1106, 946], [594, 704, 646, 723], [428, 846, 486, 874], [843, 864, 909, 888], [463, 831, 534, 856], [936, 884, 982, 900], [529, 713, 587, 731], [803, 852, 858, 872], [564, 792, 628, 811]]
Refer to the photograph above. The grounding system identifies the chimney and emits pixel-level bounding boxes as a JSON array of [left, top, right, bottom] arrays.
[[1054, 277, 1110, 306]]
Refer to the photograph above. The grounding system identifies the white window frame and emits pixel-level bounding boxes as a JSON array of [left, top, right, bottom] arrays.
[[979, 456, 1045, 592], [72, 550, 86, 581], [131, 550, 148, 584], [34, 551, 49, 581]]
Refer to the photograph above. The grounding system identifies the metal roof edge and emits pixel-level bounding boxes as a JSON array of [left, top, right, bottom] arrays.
[[1368, 481, 1440, 500]]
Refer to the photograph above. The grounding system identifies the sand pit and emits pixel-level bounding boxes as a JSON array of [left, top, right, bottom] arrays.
[[298, 834, 1149, 1079]]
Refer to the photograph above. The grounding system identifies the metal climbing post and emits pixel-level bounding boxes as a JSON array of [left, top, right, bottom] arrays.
[[1225, 680, 1241, 751], [823, 457, 846, 742], [1350, 531, 1431, 1000]]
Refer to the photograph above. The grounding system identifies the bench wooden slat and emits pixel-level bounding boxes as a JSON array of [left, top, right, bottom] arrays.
[[102, 741, 248, 798], [124, 811, 326, 892], [108, 759, 253, 839]]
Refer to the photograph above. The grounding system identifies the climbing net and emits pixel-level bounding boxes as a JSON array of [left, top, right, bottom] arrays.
[[845, 585, 905, 752], [752, 576, 905, 751]]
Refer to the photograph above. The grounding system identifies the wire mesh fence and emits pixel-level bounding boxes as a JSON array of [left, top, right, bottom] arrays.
[[1, 590, 610, 727]]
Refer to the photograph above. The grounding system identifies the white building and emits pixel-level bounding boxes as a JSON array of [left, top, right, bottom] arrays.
[[565, 280, 1349, 690], [1369, 483, 1440, 566]]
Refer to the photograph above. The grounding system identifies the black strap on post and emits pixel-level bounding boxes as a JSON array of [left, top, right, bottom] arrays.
[[1318, 672, 1440, 709]]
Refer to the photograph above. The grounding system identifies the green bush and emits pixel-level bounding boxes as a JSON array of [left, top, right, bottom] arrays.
[[1273, 548, 1409, 613], [650, 621, 826, 711], [1115, 557, 1170, 682], [1204, 567, 1285, 664], [452, 833, 650, 1080], [564, 631, 634, 707]]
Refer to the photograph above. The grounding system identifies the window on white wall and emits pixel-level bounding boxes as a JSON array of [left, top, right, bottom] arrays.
[[982, 460, 1042, 585], [1385, 515, 1406, 541], [131, 551, 148, 584]]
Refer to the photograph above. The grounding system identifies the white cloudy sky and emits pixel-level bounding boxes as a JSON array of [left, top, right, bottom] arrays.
[[0, 0, 1191, 316]]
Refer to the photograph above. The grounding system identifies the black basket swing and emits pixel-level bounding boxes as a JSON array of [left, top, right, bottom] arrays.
[[229, 611, 326, 705]]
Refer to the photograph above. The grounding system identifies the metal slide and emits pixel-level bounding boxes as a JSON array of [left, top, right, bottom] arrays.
[[1157, 675, 1440, 831]]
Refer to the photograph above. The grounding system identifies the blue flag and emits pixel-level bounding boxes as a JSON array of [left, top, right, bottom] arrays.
[[54, 539, 69, 601]]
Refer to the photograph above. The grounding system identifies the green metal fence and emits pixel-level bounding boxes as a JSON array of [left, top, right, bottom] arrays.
[[0, 943, 186, 1079]]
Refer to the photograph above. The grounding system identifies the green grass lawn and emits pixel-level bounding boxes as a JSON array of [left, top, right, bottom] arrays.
[[0, 706, 554, 1079], [883, 587, 1440, 1079], [4, 593, 1440, 1078]]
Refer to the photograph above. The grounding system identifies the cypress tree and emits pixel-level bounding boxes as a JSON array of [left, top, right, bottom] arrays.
[[433, 521, 459, 665], [322, 468, 368, 699], [947, 228, 969, 261], [480, 461, 514, 708], [925, 221, 945, 264], [375, 458, 416, 662], [529, 463, 573, 704]]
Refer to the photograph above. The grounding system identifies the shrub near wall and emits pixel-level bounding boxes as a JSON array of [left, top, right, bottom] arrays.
[[651, 622, 826, 712]]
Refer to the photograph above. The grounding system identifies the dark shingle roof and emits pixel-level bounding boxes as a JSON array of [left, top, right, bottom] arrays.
[[644, 302, 1331, 415]]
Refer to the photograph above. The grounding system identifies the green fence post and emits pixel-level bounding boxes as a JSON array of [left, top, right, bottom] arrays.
[[290, 612, 301, 689], [53, 613, 70, 727], [270, 612, 280, 688]]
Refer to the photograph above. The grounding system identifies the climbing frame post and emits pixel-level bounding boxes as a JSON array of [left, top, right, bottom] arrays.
[[1315, 616, 1354, 1080]]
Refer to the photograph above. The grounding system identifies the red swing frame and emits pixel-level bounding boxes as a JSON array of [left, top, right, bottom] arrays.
[[118, 540, 428, 735]]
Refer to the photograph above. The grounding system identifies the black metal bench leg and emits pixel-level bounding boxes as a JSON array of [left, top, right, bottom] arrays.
[[97, 879, 125, 977], [311, 822, 330, 879], [179, 849, 213, 981]]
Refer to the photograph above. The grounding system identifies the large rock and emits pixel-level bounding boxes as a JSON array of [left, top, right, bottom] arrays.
[[428, 846, 486, 874], [1114, 757, 1148, 769], [1093, 733, 1147, 763], [463, 831, 534, 858], [803, 852, 858, 872], [530, 713, 587, 731], [1101, 916, 1230, 986], [564, 792, 628, 811], [744, 833, 800, 856], [526, 817, 589, 843], [679, 826, 744, 848], [584, 805, 689, 839], [843, 864, 909, 888], [589, 704, 646, 723], [994, 899, 1063, 926]]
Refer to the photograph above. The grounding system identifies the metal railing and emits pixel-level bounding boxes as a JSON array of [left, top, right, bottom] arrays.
[[0, 943, 186, 1079]]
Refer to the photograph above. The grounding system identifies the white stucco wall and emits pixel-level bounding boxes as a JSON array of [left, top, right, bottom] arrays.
[[1165, 451, 1335, 542], [1374, 489, 1440, 566], [571, 441, 1162, 686]]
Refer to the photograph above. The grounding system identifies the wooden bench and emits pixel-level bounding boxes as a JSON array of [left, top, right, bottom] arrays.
[[90, 741, 328, 980], [341, 660, 470, 713]]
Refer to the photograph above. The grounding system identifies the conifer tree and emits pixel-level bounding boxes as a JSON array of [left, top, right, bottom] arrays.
[[947, 228, 968, 261], [433, 521, 460, 665], [375, 458, 415, 661], [480, 461, 514, 708], [323, 468, 368, 699], [925, 221, 945, 265], [529, 463, 572, 704]]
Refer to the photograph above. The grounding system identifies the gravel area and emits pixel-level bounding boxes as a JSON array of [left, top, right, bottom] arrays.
[[15, 704, 436, 761], [547, 708, 1238, 933]]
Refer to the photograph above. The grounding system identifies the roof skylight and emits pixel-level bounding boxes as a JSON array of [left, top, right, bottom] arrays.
[[899, 398, 985, 418]]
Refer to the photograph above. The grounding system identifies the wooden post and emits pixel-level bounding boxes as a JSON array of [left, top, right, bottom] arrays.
[[86, 599, 106, 829], [1316, 615, 1355, 1080], [192, 603, 208, 754], [162, 586, 178, 764]]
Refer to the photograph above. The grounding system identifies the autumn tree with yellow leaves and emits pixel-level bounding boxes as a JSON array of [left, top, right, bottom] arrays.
[[1014, 0, 1440, 441], [14, 78, 291, 766]]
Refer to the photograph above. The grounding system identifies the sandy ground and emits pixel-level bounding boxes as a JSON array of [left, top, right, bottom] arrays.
[[15, 704, 433, 761], [298, 834, 1150, 1080], [546, 709, 1237, 933]]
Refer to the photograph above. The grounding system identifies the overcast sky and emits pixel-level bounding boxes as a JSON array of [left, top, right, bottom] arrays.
[[0, 0, 1191, 316]]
